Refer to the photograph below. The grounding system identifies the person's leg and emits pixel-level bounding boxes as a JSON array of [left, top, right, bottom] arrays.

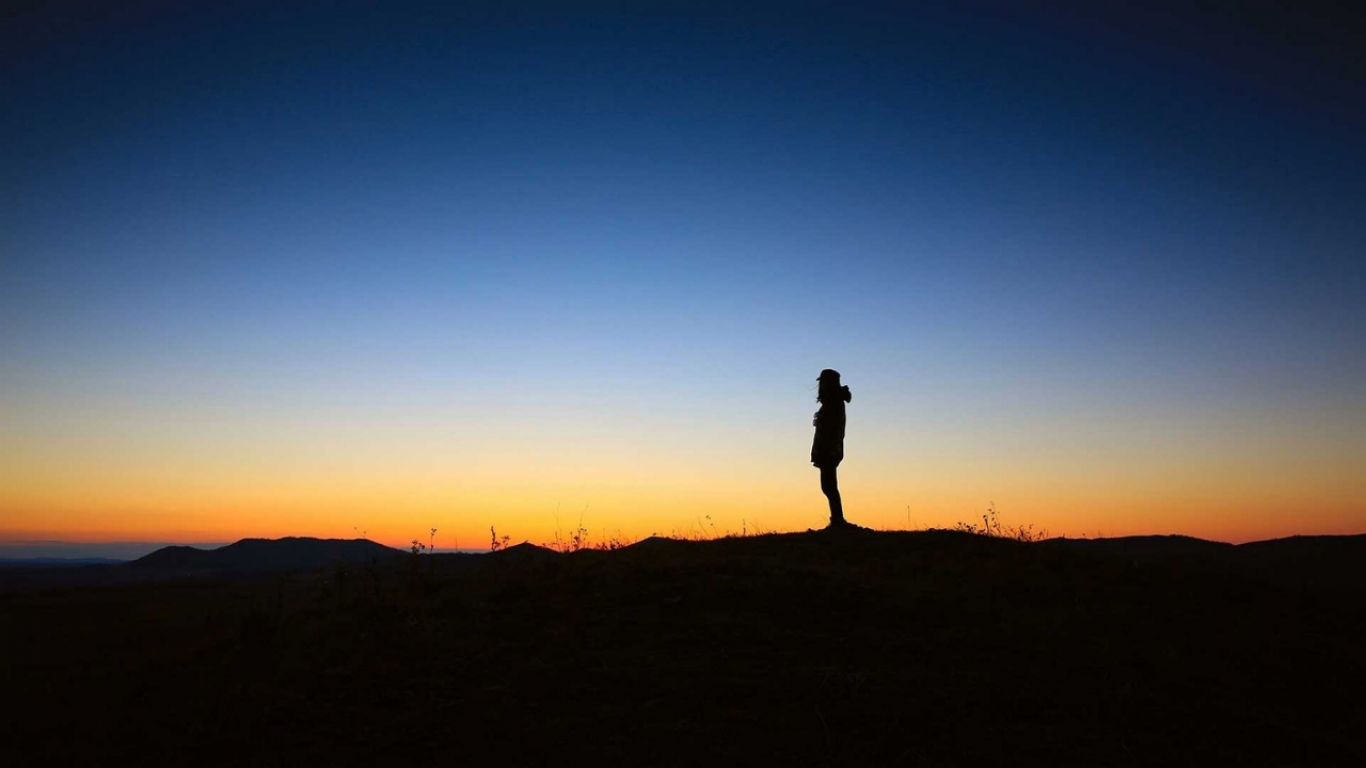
[[820, 465, 844, 526]]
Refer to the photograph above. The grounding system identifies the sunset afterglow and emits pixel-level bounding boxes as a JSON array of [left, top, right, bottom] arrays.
[[3, 3, 1363, 552]]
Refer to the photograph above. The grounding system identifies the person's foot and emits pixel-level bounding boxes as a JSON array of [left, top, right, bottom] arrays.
[[826, 519, 868, 531]]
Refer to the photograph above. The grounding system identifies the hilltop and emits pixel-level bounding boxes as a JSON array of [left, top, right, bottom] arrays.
[[3, 529, 1364, 765]]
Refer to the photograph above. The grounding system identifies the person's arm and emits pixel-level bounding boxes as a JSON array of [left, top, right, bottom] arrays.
[[811, 409, 823, 465]]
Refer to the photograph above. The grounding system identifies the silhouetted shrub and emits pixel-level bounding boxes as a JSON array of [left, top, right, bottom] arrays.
[[955, 502, 1047, 542]]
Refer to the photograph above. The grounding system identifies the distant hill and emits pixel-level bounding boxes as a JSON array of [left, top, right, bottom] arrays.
[[1044, 533, 1366, 589], [486, 541, 558, 562], [1042, 534, 1234, 557], [131, 537, 401, 573], [1044, 532, 1366, 557]]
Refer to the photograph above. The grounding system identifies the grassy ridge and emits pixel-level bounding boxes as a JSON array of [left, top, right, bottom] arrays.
[[3, 529, 1364, 765]]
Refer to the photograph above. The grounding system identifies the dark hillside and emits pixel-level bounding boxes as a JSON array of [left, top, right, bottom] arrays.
[[4, 529, 1363, 766], [1233, 534, 1366, 590]]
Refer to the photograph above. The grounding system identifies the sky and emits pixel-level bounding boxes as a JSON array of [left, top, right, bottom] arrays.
[[2, 1, 1363, 554]]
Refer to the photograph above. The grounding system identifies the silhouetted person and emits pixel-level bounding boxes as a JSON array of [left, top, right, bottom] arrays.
[[811, 368, 852, 527]]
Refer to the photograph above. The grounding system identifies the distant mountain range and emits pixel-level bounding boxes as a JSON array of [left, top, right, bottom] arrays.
[[0, 557, 127, 568], [130, 537, 402, 572], [0, 533, 1360, 591], [0, 541, 230, 561]]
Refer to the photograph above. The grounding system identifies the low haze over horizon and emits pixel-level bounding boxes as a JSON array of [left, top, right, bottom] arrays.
[[3, 1, 1363, 550]]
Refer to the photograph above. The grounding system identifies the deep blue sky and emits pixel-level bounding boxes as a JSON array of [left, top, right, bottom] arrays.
[[2, 1, 1363, 546]]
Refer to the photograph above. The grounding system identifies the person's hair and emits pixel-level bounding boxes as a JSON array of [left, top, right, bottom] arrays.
[[817, 370, 852, 404]]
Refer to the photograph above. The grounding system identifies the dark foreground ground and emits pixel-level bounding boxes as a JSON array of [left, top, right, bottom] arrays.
[[3, 530, 1364, 766]]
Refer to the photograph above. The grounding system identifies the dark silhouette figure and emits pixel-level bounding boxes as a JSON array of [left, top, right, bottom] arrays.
[[811, 369, 852, 527]]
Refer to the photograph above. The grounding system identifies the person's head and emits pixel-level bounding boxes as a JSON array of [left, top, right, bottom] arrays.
[[817, 369, 852, 403]]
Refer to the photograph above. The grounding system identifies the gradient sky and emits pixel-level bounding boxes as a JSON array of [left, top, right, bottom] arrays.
[[3, 1, 1363, 552]]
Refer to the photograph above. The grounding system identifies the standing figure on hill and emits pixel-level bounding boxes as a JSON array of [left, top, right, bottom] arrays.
[[812, 368, 853, 528]]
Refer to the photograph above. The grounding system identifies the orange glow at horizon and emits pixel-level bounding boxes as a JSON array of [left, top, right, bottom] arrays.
[[4, 421, 1362, 547], [4, 344, 1364, 549]]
